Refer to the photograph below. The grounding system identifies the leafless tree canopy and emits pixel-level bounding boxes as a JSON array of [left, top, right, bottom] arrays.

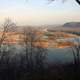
[[0, 19, 16, 47]]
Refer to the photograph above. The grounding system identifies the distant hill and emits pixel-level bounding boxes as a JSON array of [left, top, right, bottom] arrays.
[[63, 22, 80, 28]]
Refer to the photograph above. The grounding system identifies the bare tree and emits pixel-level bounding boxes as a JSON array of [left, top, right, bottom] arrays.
[[0, 18, 17, 68], [21, 27, 47, 73], [69, 38, 80, 80], [0, 18, 16, 47], [71, 38, 80, 66]]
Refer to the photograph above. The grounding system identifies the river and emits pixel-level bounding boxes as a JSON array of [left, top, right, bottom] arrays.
[[47, 47, 74, 64], [1, 44, 76, 64]]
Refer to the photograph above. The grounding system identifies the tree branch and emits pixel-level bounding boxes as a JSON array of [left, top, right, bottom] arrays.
[[76, 0, 80, 5]]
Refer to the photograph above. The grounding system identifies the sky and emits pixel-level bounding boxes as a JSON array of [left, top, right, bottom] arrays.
[[0, 0, 80, 25]]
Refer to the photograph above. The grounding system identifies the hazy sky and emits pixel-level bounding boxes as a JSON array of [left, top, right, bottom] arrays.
[[0, 0, 80, 25]]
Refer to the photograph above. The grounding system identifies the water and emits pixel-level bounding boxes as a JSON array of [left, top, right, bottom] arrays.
[[57, 37, 80, 42], [47, 37, 80, 64], [47, 47, 74, 64], [0, 44, 76, 64]]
